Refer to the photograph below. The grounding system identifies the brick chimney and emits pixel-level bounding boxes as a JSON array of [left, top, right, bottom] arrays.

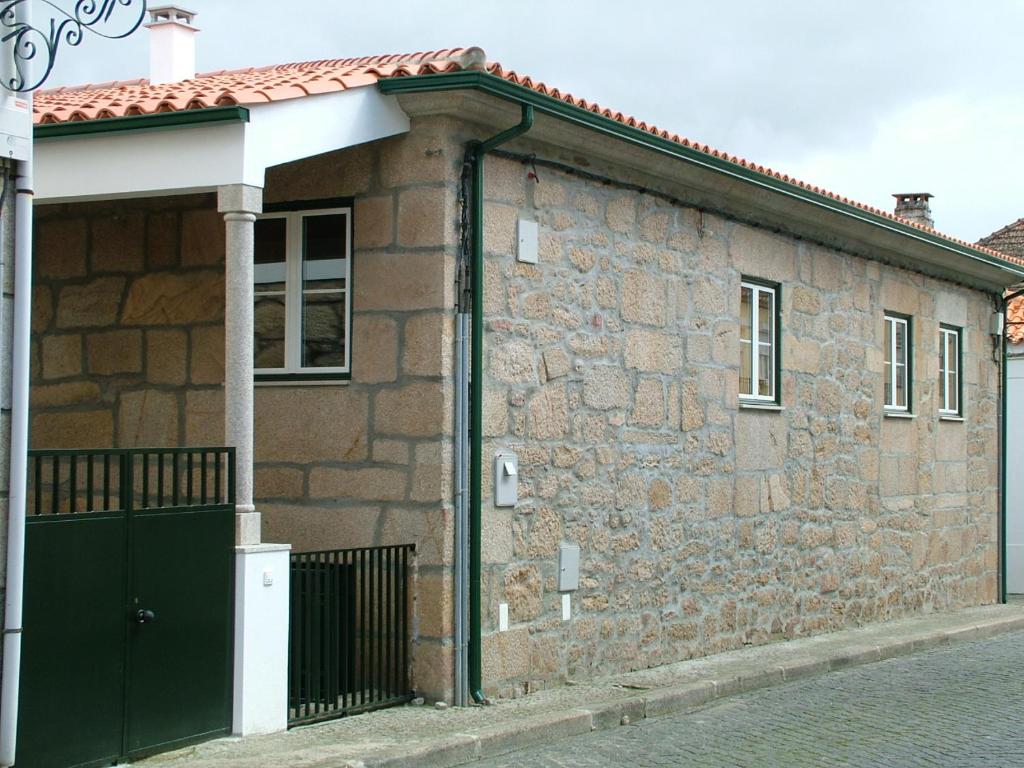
[[145, 6, 198, 85], [893, 193, 934, 229]]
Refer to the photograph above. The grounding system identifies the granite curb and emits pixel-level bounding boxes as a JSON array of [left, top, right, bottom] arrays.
[[353, 610, 1024, 768]]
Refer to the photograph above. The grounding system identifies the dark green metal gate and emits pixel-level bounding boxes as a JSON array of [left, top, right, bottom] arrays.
[[17, 447, 236, 768]]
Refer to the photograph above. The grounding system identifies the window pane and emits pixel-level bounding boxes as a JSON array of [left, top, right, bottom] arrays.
[[303, 214, 347, 291], [254, 293, 285, 369], [255, 218, 287, 291], [302, 292, 345, 368], [885, 318, 893, 368], [884, 360, 892, 406], [938, 334, 946, 402], [895, 363, 906, 408], [758, 290, 773, 345], [740, 286, 752, 343], [740, 340, 752, 395], [949, 332, 959, 412], [894, 321, 906, 367], [758, 344, 773, 397]]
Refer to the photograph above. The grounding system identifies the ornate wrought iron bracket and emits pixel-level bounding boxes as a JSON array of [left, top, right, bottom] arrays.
[[0, 0, 146, 92]]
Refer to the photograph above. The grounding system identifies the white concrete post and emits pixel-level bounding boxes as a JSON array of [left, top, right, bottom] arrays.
[[217, 184, 262, 546]]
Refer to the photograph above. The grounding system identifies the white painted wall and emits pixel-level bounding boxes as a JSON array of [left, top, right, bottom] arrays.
[[233, 543, 291, 735], [1006, 348, 1024, 592]]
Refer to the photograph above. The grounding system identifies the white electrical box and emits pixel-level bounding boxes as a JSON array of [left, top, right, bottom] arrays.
[[0, 92, 30, 162], [559, 543, 580, 591], [494, 452, 518, 507], [992, 312, 1005, 337], [517, 219, 538, 264]]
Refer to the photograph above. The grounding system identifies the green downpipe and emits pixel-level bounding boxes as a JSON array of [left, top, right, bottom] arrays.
[[470, 103, 534, 703]]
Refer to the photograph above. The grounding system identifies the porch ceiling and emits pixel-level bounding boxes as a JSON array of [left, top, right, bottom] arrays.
[[34, 87, 410, 203]]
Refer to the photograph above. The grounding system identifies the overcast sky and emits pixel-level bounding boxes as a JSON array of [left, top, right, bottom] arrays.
[[42, 0, 1024, 243]]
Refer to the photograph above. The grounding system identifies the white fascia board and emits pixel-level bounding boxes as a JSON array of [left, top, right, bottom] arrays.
[[35, 88, 411, 203], [35, 120, 248, 203], [241, 88, 410, 185]]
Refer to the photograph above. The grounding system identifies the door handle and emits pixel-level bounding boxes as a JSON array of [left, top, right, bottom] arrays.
[[135, 609, 157, 624]]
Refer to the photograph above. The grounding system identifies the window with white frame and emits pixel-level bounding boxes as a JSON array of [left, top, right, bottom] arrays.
[[254, 205, 352, 379], [739, 280, 778, 402], [938, 325, 961, 416], [883, 313, 910, 410]]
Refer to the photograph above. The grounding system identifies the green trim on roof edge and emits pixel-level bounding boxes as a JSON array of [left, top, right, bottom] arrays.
[[35, 106, 250, 140], [379, 71, 1024, 279]]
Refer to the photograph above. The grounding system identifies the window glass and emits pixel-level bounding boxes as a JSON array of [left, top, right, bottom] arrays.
[[301, 214, 347, 368], [254, 217, 287, 369], [940, 327, 961, 414], [757, 290, 773, 397], [739, 281, 777, 402], [885, 315, 909, 410], [739, 286, 752, 395]]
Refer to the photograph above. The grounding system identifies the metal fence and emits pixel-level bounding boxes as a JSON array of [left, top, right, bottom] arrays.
[[289, 544, 415, 726], [28, 447, 235, 515]]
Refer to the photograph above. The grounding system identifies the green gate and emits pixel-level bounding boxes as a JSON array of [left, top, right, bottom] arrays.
[[17, 447, 236, 768]]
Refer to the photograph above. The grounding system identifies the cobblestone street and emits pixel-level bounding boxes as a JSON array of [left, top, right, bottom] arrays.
[[474, 629, 1024, 768]]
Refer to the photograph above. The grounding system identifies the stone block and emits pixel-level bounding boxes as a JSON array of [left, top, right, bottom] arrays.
[[417, 569, 454, 639], [489, 340, 537, 384], [411, 441, 449, 503], [372, 439, 410, 465], [118, 389, 180, 447], [729, 225, 797, 282], [91, 213, 145, 272], [397, 186, 449, 248], [606, 195, 636, 234], [375, 382, 443, 437], [36, 217, 87, 279], [528, 383, 568, 439], [32, 284, 53, 333], [542, 348, 571, 380], [146, 329, 187, 385], [184, 389, 224, 446], [403, 312, 443, 377], [484, 156, 528, 205], [260, 503, 381, 552], [583, 365, 630, 409], [735, 412, 786, 470], [482, 626, 530, 683], [624, 330, 682, 372], [622, 270, 667, 326], [255, 387, 368, 462], [31, 410, 113, 449], [483, 202, 518, 256], [30, 381, 100, 408], [181, 208, 225, 266], [309, 467, 407, 501], [56, 277, 125, 328], [351, 314, 398, 384], [483, 388, 509, 437], [121, 272, 223, 325], [188, 325, 224, 385], [86, 329, 142, 375], [146, 210, 180, 269], [265, 144, 372, 202], [504, 563, 542, 621], [630, 378, 664, 427], [379, 117, 458, 188], [354, 252, 445, 311], [354, 195, 394, 249], [254, 467, 305, 500], [41, 334, 81, 379]]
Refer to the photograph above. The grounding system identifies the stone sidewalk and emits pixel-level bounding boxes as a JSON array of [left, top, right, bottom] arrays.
[[140, 604, 1024, 768]]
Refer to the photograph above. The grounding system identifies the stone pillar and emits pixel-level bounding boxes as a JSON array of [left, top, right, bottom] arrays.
[[217, 184, 262, 545]]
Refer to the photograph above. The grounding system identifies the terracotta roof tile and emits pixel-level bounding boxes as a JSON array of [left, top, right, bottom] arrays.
[[33, 47, 1024, 271]]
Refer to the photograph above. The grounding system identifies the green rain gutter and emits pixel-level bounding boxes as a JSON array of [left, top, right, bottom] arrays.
[[379, 71, 1024, 281], [34, 106, 250, 140], [467, 103, 534, 702], [1000, 287, 1024, 604]]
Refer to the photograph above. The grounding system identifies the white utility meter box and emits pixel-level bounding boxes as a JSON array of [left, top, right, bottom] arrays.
[[558, 543, 580, 591], [0, 87, 31, 161], [494, 452, 518, 507]]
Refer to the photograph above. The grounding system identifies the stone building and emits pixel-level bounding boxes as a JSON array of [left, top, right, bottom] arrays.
[[27, 31, 1024, 717]]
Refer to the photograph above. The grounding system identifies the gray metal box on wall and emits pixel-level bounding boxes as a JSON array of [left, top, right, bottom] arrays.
[[558, 543, 580, 592]]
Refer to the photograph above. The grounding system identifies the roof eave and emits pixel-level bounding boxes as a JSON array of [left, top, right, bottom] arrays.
[[379, 71, 1024, 291]]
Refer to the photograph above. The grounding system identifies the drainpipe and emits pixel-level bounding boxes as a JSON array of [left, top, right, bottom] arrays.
[[0, 36, 32, 767], [999, 286, 1024, 604], [468, 103, 533, 703]]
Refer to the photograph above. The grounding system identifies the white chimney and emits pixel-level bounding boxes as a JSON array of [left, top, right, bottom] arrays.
[[145, 5, 198, 85]]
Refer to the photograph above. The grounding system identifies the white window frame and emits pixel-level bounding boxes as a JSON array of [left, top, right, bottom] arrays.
[[739, 280, 777, 403], [939, 325, 961, 416], [884, 313, 910, 411], [254, 206, 352, 378]]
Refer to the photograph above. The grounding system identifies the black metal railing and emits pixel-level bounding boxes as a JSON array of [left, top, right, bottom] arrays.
[[289, 545, 415, 726], [27, 447, 236, 515]]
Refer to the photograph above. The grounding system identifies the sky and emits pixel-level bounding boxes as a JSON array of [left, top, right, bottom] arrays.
[[40, 0, 1024, 243]]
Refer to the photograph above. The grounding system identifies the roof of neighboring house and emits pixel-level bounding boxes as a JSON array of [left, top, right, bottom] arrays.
[[979, 220, 1024, 342], [33, 46, 1024, 270]]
